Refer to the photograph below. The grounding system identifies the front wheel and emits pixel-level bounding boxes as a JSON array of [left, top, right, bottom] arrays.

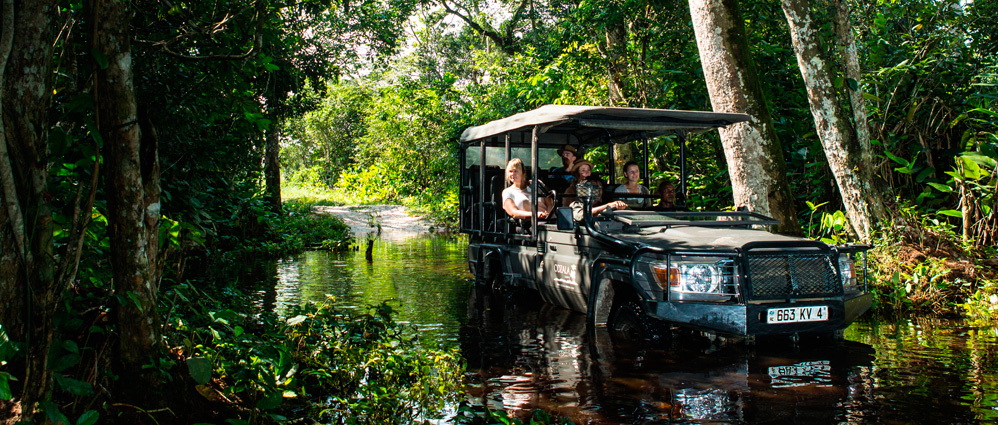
[[609, 301, 665, 344]]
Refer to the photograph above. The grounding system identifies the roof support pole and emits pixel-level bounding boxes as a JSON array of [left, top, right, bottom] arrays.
[[479, 139, 486, 236], [531, 126, 539, 238], [642, 135, 649, 185], [505, 133, 511, 165], [607, 135, 615, 184], [679, 131, 687, 208]]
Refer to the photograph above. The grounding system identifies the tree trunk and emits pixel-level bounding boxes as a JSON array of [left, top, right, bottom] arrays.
[[0, 0, 59, 419], [605, 17, 635, 181], [689, 0, 801, 234], [780, 0, 886, 242], [265, 122, 282, 213], [93, 0, 163, 389]]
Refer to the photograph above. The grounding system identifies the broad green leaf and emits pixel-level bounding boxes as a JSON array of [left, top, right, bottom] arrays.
[[43, 400, 71, 425], [883, 150, 910, 167], [127, 291, 143, 310], [846, 78, 859, 91], [55, 374, 93, 396], [256, 391, 283, 410], [863, 92, 882, 102], [960, 155, 984, 180], [50, 353, 81, 372], [0, 373, 12, 400], [187, 357, 212, 385], [76, 410, 99, 425], [927, 182, 953, 193], [938, 209, 963, 217], [962, 152, 996, 170], [287, 315, 307, 326], [62, 340, 79, 354], [915, 166, 935, 183], [91, 49, 109, 70]]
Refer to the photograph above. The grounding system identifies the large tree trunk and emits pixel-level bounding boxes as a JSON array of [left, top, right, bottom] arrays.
[[263, 126, 281, 212], [780, 0, 886, 242], [265, 121, 282, 213], [605, 16, 635, 181], [689, 0, 801, 234], [0, 0, 59, 420], [93, 0, 163, 390]]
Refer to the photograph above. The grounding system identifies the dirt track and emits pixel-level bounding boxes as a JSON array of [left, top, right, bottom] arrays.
[[313, 204, 432, 241]]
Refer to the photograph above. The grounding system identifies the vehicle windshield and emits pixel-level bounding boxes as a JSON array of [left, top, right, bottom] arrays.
[[607, 210, 781, 228]]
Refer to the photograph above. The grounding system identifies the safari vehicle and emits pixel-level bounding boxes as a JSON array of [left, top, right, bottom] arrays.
[[458, 105, 872, 339]]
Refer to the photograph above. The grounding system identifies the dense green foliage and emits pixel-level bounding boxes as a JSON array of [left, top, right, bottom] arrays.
[[282, 0, 997, 319], [3, 0, 997, 423], [166, 288, 463, 424]]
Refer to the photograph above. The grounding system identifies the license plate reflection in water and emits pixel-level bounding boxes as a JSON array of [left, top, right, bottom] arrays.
[[767, 306, 827, 324]]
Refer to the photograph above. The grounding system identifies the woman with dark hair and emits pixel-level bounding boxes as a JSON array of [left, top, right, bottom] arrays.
[[614, 160, 649, 208], [561, 159, 595, 206]]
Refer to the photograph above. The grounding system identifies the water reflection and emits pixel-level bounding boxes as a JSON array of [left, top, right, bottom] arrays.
[[242, 236, 998, 424], [462, 286, 881, 424], [243, 236, 472, 341]]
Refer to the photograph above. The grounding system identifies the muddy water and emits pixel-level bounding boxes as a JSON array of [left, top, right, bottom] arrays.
[[249, 236, 998, 424]]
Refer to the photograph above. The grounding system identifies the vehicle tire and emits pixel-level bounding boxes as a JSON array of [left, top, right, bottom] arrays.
[[480, 254, 502, 292], [608, 301, 661, 344]]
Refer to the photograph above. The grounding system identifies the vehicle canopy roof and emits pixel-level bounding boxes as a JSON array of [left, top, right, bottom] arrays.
[[459, 104, 750, 147]]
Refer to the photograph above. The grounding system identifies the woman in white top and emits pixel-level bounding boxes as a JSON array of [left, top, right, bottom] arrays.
[[502, 158, 553, 220], [614, 161, 649, 208]]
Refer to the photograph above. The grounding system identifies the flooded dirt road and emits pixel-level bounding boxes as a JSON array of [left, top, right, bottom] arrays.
[[244, 235, 998, 424]]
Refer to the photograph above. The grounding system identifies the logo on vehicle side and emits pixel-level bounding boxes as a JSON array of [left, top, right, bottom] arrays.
[[553, 263, 578, 288], [554, 263, 576, 279]]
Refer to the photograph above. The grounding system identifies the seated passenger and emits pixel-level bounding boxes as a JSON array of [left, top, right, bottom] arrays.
[[653, 179, 678, 211], [571, 176, 627, 222], [502, 158, 553, 220], [614, 161, 650, 208], [561, 159, 595, 207], [550, 144, 580, 184]]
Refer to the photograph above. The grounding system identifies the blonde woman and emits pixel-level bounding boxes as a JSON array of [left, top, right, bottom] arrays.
[[502, 158, 553, 220]]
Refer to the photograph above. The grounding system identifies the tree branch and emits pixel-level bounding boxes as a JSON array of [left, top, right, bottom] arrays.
[[151, 0, 266, 62], [438, 0, 517, 55], [56, 141, 100, 289]]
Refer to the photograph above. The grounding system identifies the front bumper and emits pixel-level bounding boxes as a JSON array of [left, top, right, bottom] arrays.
[[647, 291, 872, 337]]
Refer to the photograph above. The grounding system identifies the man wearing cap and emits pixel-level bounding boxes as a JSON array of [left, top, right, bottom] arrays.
[[557, 144, 579, 172], [550, 144, 579, 185]]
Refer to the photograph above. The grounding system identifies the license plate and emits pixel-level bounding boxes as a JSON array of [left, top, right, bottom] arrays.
[[767, 306, 828, 324], [768, 360, 832, 387]]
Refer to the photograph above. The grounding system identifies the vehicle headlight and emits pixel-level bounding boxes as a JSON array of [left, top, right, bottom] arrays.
[[650, 257, 738, 301]]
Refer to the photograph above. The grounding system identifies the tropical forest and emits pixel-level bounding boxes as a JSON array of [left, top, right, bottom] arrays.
[[0, 0, 996, 424]]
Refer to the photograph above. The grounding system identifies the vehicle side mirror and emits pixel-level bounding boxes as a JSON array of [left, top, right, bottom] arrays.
[[556, 207, 574, 230]]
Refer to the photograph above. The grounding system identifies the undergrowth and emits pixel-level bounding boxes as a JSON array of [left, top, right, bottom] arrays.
[[161, 284, 465, 424], [864, 207, 998, 319]]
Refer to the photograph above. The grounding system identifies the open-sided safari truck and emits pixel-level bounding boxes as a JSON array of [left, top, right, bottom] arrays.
[[459, 105, 872, 340]]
